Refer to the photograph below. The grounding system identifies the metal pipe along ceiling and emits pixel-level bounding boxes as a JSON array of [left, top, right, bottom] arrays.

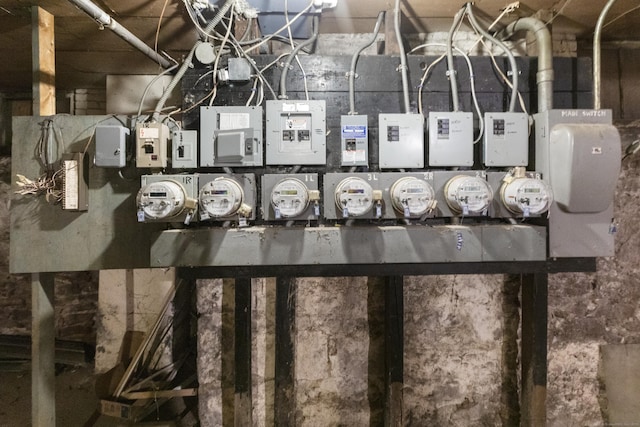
[[67, 0, 173, 69]]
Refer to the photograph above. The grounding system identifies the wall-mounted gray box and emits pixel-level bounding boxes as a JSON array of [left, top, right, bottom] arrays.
[[261, 173, 320, 221], [200, 106, 263, 167], [378, 114, 424, 169], [340, 114, 369, 166], [172, 130, 198, 169], [266, 100, 326, 165], [428, 112, 473, 166], [95, 125, 128, 168], [198, 173, 256, 221], [483, 112, 529, 166]]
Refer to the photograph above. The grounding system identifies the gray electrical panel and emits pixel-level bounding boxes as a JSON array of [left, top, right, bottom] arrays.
[[428, 112, 473, 166], [483, 112, 529, 166], [172, 130, 198, 169], [378, 114, 424, 169], [95, 125, 128, 168], [261, 174, 320, 221], [200, 106, 263, 167], [198, 173, 256, 221], [340, 115, 369, 166], [266, 100, 326, 165], [534, 109, 621, 257]]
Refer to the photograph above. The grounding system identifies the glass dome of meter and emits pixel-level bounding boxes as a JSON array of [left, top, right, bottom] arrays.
[[390, 177, 436, 217], [199, 177, 245, 218], [501, 177, 553, 216], [444, 175, 493, 214], [137, 180, 187, 220], [271, 178, 310, 218], [335, 177, 374, 217]]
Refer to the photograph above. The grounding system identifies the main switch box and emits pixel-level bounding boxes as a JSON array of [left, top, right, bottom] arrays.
[[200, 106, 263, 167], [428, 112, 473, 167], [340, 115, 368, 166], [483, 112, 529, 166], [266, 100, 326, 165], [378, 114, 424, 169]]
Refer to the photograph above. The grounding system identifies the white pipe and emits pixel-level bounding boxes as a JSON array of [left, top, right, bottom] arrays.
[[67, 0, 173, 69], [394, 0, 411, 113], [594, 0, 619, 110]]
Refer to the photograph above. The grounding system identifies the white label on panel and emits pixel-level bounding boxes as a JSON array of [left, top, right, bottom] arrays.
[[219, 113, 251, 130]]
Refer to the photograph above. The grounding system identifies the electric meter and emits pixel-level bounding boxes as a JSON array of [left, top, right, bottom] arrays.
[[199, 177, 244, 218], [501, 177, 553, 217], [444, 175, 493, 215], [335, 177, 374, 217], [137, 180, 187, 220], [390, 177, 436, 218], [271, 178, 310, 218]]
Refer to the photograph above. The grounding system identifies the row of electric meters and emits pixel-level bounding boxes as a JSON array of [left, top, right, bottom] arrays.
[[95, 102, 529, 170], [136, 168, 552, 225]]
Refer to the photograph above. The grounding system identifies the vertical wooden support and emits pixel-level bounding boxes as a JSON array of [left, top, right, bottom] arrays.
[[385, 276, 404, 427], [32, 6, 56, 116], [384, 9, 399, 55], [521, 273, 548, 427], [234, 278, 252, 424], [274, 277, 296, 425], [31, 273, 55, 427], [32, 7, 56, 427]]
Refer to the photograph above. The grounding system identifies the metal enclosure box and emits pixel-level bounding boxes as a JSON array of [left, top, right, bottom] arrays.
[[136, 122, 169, 168], [172, 130, 198, 169], [139, 174, 199, 223], [340, 114, 369, 166], [266, 100, 326, 165], [198, 173, 257, 221], [428, 112, 473, 166], [261, 173, 320, 221], [432, 170, 490, 217], [483, 112, 529, 166], [378, 114, 424, 169], [95, 125, 128, 168], [200, 106, 263, 167], [534, 109, 620, 257]]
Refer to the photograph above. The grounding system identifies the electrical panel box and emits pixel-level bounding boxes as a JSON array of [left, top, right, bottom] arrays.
[[428, 112, 473, 166], [483, 112, 529, 166], [266, 100, 326, 165], [534, 109, 621, 257], [136, 122, 169, 168], [172, 130, 198, 169], [198, 173, 256, 222], [324, 173, 384, 219], [262, 174, 320, 221], [340, 115, 368, 166], [61, 152, 89, 211], [137, 174, 198, 224], [200, 106, 263, 167], [95, 125, 128, 168], [378, 114, 424, 169]]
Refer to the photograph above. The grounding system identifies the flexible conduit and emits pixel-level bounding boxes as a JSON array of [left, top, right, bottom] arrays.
[[446, 8, 466, 112], [279, 16, 320, 99]]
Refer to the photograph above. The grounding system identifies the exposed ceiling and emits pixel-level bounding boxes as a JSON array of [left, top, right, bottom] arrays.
[[0, 0, 639, 91]]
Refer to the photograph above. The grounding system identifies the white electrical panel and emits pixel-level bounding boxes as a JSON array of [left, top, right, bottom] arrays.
[[172, 130, 198, 169], [500, 175, 553, 217], [340, 115, 368, 166], [137, 174, 198, 223], [483, 112, 529, 166], [444, 175, 493, 216], [136, 122, 169, 168], [266, 100, 327, 165], [390, 176, 436, 218], [428, 112, 473, 166], [262, 174, 320, 221], [378, 114, 424, 169], [95, 125, 128, 168], [200, 106, 263, 167]]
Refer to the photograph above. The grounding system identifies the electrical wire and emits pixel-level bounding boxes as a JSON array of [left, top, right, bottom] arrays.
[[603, 4, 640, 28], [208, 6, 235, 106], [285, 0, 310, 100], [546, 0, 575, 25], [154, 0, 170, 54], [137, 64, 179, 118], [279, 14, 318, 100]]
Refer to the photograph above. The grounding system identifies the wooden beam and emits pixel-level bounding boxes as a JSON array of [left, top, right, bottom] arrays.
[[385, 276, 404, 426], [274, 277, 296, 425], [32, 7, 55, 116], [235, 278, 252, 425]]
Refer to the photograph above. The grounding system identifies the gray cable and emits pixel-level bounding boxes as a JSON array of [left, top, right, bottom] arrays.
[[279, 16, 319, 99], [394, 0, 411, 113], [466, 3, 519, 112], [348, 11, 385, 114], [446, 8, 466, 112], [203, 0, 236, 40]]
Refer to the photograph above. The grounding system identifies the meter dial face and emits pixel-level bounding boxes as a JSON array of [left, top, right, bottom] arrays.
[[501, 178, 553, 216], [390, 177, 436, 217], [271, 178, 309, 218], [137, 180, 186, 220], [199, 177, 244, 218], [444, 175, 493, 214], [335, 177, 374, 217]]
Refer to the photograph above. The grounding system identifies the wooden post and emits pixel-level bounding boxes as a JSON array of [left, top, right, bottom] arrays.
[[274, 277, 296, 425], [234, 278, 252, 424], [521, 273, 548, 427], [31, 6, 56, 427], [385, 276, 404, 426]]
